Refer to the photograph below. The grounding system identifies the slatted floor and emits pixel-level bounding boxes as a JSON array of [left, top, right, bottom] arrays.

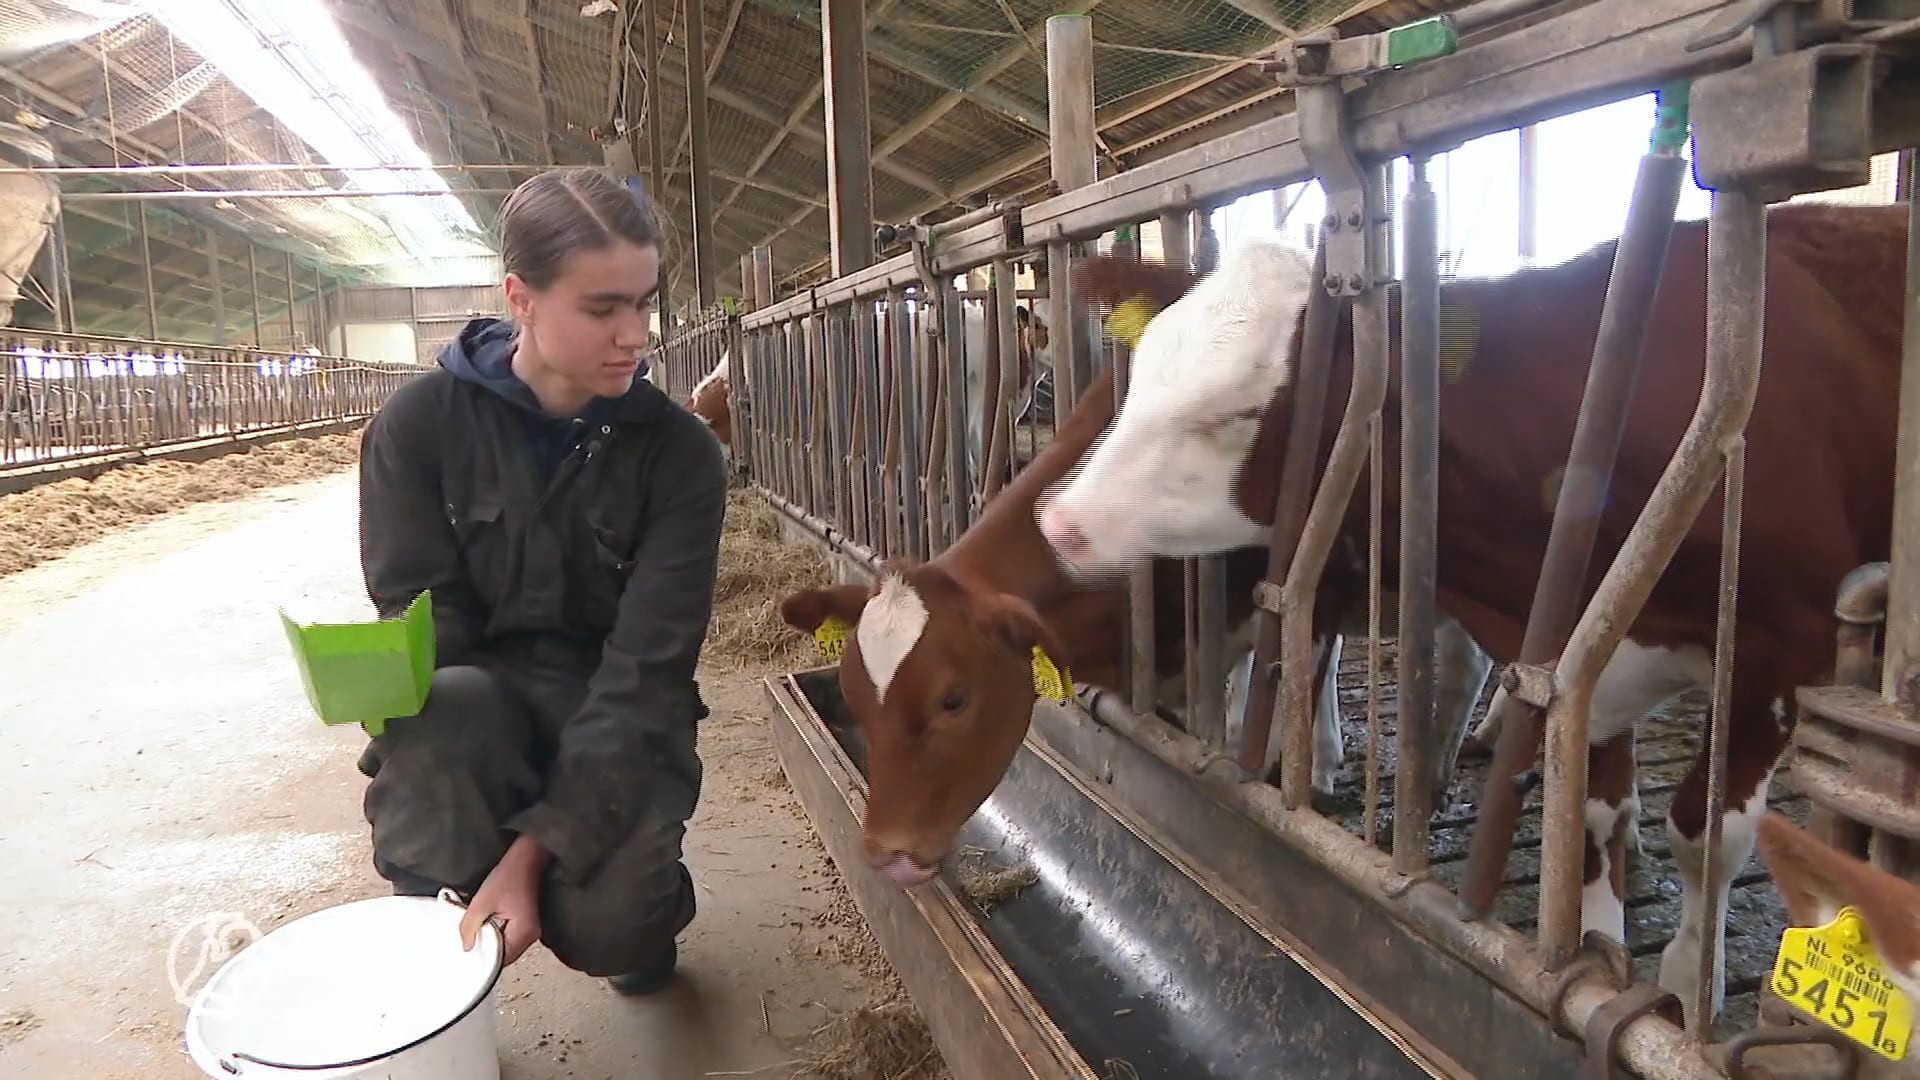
[[1303, 638, 1806, 1037]]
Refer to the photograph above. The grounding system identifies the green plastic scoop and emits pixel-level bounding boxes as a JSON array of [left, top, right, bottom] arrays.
[[279, 590, 436, 736]]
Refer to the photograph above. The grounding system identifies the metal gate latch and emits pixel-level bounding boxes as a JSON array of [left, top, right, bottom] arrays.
[[1265, 18, 1455, 297]]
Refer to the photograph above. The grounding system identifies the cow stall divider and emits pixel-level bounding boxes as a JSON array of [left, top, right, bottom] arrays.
[[1, 327, 415, 486], [662, 1, 1920, 1076]]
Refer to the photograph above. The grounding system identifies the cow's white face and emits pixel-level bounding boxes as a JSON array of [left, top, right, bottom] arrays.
[[1037, 235, 1317, 572]]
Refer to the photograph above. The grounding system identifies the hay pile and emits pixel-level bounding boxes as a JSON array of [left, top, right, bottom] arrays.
[[798, 997, 946, 1080], [0, 434, 362, 578], [954, 846, 1040, 914], [706, 487, 832, 670]]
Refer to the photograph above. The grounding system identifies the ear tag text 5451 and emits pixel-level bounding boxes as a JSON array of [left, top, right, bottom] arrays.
[[1770, 905, 1913, 1060]]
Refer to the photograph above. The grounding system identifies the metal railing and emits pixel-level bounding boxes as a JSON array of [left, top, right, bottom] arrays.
[[734, 225, 1056, 565], [1, 328, 419, 470], [668, 0, 1920, 1074]]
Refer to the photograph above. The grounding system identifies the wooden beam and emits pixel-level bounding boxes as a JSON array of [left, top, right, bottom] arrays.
[[649, 33, 947, 198], [685, 0, 718, 306], [426, 0, 522, 163], [665, 0, 749, 178], [870, 0, 1109, 169], [750, 0, 1052, 131], [518, 0, 561, 164], [821, 0, 873, 276], [1217, 0, 1298, 33], [712, 0, 905, 225]]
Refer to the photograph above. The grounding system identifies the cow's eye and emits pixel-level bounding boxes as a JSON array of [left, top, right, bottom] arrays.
[[939, 690, 968, 713]]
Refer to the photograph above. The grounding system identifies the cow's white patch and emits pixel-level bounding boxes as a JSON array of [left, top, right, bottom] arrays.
[[690, 351, 730, 395], [857, 575, 929, 703], [1582, 796, 1629, 943], [1589, 639, 1712, 747], [1038, 232, 1317, 570], [1659, 785, 1769, 1028]]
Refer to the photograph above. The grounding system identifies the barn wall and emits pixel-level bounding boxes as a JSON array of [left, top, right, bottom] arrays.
[[322, 283, 505, 365]]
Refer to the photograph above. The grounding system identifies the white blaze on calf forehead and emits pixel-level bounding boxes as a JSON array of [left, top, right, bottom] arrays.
[[856, 574, 930, 702]]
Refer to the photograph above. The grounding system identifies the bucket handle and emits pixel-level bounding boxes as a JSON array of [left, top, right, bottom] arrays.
[[217, 890, 507, 1074]]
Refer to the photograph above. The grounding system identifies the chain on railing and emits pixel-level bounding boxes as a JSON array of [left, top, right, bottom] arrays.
[[1, 329, 419, 470]]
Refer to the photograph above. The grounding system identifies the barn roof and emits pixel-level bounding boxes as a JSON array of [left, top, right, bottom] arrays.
[[1, 0, 1467, 343]]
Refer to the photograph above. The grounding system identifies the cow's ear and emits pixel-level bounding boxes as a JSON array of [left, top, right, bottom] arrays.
[[977, 591, 1068, 666], [1072, 254, 1201, 311], [1754, 811, 1920, 999], [778, 583, 871, 633]]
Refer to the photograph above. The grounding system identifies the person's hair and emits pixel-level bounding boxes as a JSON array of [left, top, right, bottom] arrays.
[[497, 166, 662, 290]]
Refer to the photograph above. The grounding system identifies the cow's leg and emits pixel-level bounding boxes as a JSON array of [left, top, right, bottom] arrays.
[[1221, 629, 1341, 795], [1427, 613, 1494, 815], [1312, 632, 1345, 795], [1659, 674, 1790, 1028], [1582, 732, 1638, 943], [1578, 639, 1706, 944], [1223, 647, 1256, 757]]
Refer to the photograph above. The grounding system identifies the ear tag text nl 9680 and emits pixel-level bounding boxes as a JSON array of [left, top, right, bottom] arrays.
[[1770, 904, 1913, 1060]]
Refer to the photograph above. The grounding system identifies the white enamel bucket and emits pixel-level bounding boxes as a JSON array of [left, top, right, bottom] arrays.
[[183, 889, 505, 1079]]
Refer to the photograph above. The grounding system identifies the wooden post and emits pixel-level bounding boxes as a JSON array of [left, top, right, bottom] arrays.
[[821, 0, 874, 276], [752, 245, 775, 307], [1044, 13, 1095, 429], [683, 0, 718, 307], [640, 0, 672, 335]]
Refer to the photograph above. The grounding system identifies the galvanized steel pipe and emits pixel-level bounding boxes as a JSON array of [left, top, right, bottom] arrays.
[[1538, 188, 1769, 966]]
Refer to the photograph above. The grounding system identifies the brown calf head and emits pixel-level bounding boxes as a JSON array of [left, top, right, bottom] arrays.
[[779, 562, 1066, 888], [1756, 812, 1920, 1002]]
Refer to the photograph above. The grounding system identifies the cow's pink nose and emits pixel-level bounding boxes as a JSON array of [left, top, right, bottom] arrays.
[[1039, 504, 1091, 564], [874, 851, 938, 889]]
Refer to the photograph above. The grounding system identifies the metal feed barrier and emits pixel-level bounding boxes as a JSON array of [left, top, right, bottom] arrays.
[[673, 1, 1920, 1076], [1, 327, 418, 485]]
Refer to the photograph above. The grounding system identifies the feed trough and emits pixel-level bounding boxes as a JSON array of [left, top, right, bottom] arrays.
[[764, 666, 1519, 1079]]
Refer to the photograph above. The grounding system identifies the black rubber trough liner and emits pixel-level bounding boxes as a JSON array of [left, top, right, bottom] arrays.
[[764, 666, 1466, 1080]]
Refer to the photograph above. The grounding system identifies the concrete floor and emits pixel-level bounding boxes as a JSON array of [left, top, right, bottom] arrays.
[[0, 471, 887, 1078]]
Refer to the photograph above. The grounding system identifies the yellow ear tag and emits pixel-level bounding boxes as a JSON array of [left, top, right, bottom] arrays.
[[1104, 295, 1160, 349], [1030, 647, 1072, 702], [1770, 905, 1913, 1060], [814, 615, 852, 662]]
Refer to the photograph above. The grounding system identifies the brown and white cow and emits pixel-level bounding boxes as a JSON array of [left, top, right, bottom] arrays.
[[778, 364, 1261, 888], [684, 352, 733, 448], [1034, 201, 1910, 1027], [775, 349, 1501, 890]]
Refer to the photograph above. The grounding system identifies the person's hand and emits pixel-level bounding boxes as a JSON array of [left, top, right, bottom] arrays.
[[459, 833, 549, 965]]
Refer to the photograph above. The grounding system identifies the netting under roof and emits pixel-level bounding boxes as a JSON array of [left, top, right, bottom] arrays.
[[866, 0, 1316, 109], [7, 0, 1461, 333], [6, 1, 495, 281]]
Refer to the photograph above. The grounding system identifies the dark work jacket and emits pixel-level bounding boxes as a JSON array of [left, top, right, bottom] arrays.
[[357, 316, 728, 886]]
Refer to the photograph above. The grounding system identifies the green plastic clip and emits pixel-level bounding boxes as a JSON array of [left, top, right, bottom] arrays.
[[279, 590, 436, 737], [1386, 16, 1459, 68], [1651, 81, 1692, 155]]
